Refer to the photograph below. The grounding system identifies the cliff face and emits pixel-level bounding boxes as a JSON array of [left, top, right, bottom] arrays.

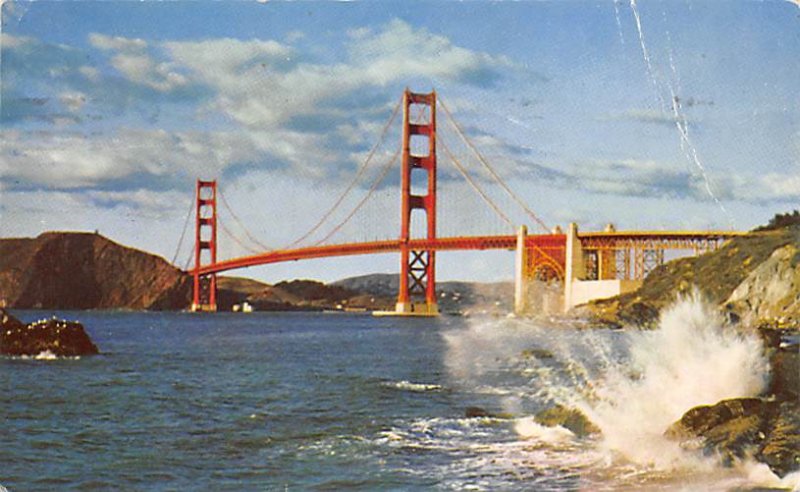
[[580, 227, 800, 327], [0, 232, 191, 310], [725, 244, 800, 323]]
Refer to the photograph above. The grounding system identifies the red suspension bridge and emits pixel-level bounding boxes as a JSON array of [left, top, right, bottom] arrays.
[[179, 89, 741, 315]]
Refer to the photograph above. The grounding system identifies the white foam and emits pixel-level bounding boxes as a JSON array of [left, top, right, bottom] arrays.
[[514, 417, 574, 443], [10, 350, 81, 361], [383, 380, 443, 392], [782, 471, 800, 491], [586, 291, 769, 469], [33, 350, 58, 360]]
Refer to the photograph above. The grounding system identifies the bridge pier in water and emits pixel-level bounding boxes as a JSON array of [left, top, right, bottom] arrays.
[[381, 89, 440, 317], [191, 179, 219, 312]]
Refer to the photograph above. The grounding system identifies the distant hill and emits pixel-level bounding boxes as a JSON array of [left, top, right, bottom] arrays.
[[223, 278, 389, 312], [333, 273, 514, 313]]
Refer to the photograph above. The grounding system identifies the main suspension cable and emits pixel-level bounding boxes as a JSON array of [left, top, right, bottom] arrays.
[[218, 186, 273, 251], [183, 241, 195, 272], [439, 135, 513, 228], [312, 148, 400, 247], [438, 97, 550, 232], [285, 97, 402, 249], [171, 195, 195, 266], [218, 218, 262, 255]]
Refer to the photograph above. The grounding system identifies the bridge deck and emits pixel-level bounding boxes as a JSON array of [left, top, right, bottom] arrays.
[[193, 231, 743, 276], [195, 234, 568, 275]]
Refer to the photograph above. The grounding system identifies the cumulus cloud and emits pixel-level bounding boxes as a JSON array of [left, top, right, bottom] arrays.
[[566, 159, 695, 197], [1, 33, 87, 91], [0, 129, 257, 188], [540, 158, 800, 205], [85, 188, 188, 214], [109, 53, 189, 92], [348, 19, 510, 86], [0, 123, 349, 191], [59, 91, 87, 112], [78, 65, 100, 81], [0, 32, 33, 48], [1, 20, 515, 215], [89, 33, 148, 52], [88, 32, 191, 92], [162, 19, 510, 128]]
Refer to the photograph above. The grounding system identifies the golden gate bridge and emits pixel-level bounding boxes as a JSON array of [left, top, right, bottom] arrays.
[[176, 89, 741, 315]]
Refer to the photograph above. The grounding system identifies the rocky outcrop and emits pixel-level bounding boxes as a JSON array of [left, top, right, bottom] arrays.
[[665, 398, 776, 463], [0, 308, 99, 356], [768, 347, 800, 402], [663, 324, 800, 477], [759, 403, 800, 477], [725, 244, 800, 324], [534, 404, 600, 437], [465, 406, 494, 418], [665, 398, 800, 477], [0, 232, 191, 310]]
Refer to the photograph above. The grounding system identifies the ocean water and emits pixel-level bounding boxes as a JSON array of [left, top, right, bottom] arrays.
[[2, 302, 798, 491]]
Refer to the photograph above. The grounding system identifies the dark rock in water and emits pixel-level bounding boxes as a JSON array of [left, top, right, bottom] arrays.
[[665, 398, 775, 440], [1, 308, 99, 357], [665, 398, 800, 477], [520, 348, 554, 360], [758, 402, 800, 478], [465, 406, 492, 418], [464, 406, 515, 419], [534, 404, 600, 437], [758, 326, 783, 350], [767, 343, 800, 402]]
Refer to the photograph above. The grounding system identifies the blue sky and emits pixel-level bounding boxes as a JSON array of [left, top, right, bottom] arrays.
[[2, 0, 799, 283]]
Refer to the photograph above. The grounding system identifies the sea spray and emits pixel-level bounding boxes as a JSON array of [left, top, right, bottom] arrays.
[[442, 315, 628, 416], [515, 416, 574, 443], [442, 293, 775, 484], [584, 291, 770, 469]]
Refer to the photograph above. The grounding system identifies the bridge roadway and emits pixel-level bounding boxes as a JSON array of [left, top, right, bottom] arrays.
[[193, 230, 742, 276]]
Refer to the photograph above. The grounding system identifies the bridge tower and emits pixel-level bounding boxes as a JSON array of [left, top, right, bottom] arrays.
[[394, 89, 439, 316], [191, 179, 218, 312]]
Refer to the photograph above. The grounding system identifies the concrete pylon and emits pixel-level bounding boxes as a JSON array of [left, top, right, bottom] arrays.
[[598, 223, 616, 280], [514, 225, 529, 315], [563, 222, 584, 313]]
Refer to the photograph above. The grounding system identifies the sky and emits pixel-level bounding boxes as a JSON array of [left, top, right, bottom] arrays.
[[1, 0, 799, 284]]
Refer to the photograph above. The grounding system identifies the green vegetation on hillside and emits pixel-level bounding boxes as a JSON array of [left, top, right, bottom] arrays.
[[754, 210, 800, 232]]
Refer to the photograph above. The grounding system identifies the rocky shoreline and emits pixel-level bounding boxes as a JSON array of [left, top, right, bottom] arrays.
[[662, 326, 799, 478]]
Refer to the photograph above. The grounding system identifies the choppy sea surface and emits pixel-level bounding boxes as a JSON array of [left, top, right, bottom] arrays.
[[3, 305, 798, 491]]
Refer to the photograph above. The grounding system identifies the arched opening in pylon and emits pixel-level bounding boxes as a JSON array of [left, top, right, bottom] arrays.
[[530, 256, 565, 285]]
